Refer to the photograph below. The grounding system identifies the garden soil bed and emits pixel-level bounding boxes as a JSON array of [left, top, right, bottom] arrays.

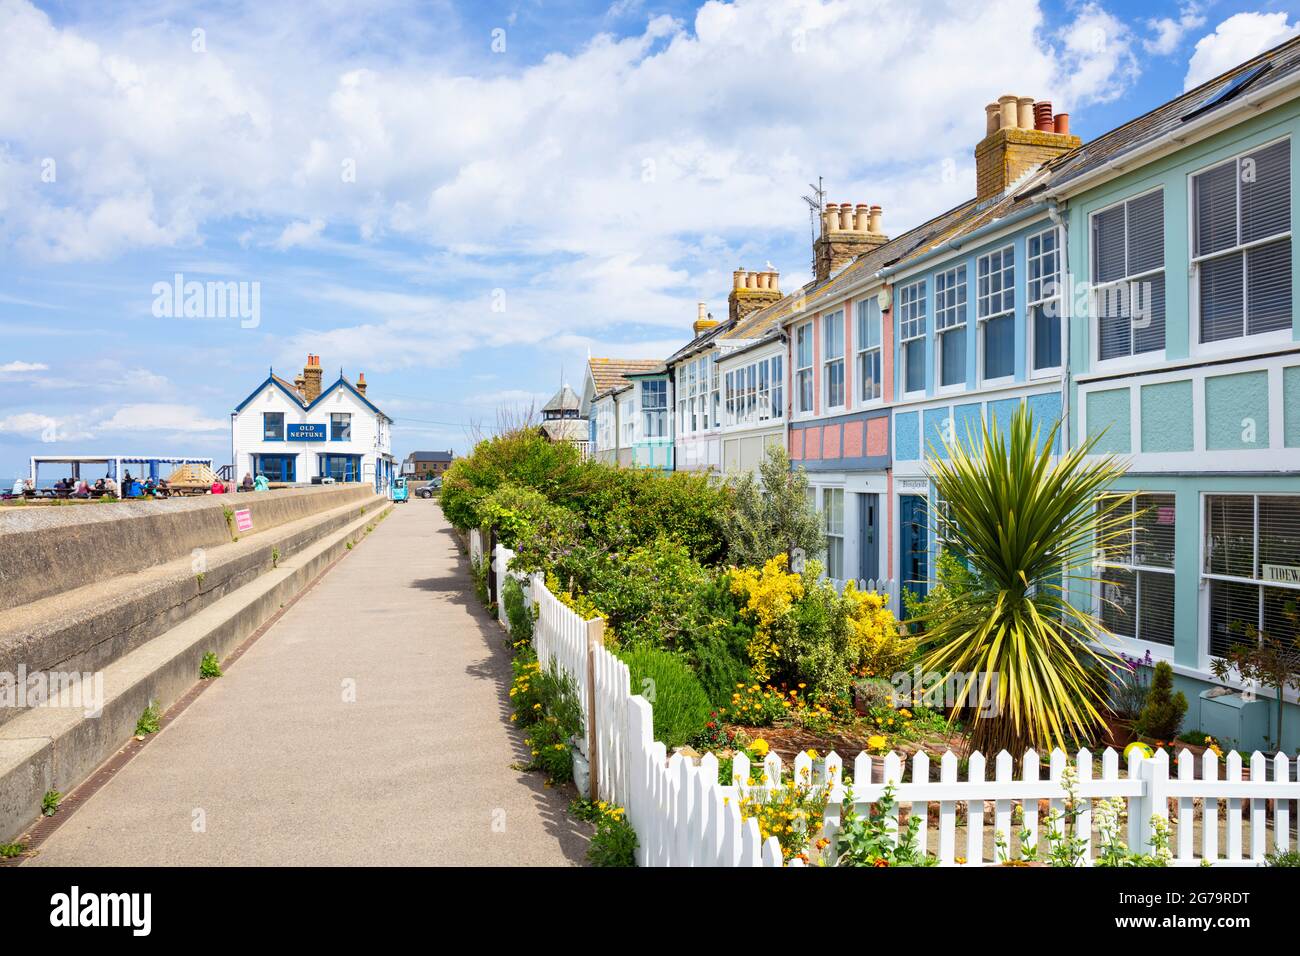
[[727, 723, 966, 765]]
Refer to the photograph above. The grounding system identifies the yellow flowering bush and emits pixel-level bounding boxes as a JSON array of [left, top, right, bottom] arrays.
[[841, 581, 913, 678], [736, 762, 829, 863], [727, 554, 803, 683]]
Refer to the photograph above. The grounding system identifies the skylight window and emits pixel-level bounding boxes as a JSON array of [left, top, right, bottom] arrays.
[[1183, 62, 1272, 122]]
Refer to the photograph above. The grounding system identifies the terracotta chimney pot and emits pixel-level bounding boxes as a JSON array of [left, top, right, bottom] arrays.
[[998, 94, 1018, 132], [1054, 112, 1070, 136], [985, 103, 1001, 135], [854, 203, 870, 232], [1017, 96, 1035, 130], [868, 205, 883, 236], [1034, 100, 1054, 132], [838, 203, 854, 231], [825, 203, 840, 233]]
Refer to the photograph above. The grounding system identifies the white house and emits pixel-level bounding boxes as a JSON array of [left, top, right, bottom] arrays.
[[231, 353, 395, 492]]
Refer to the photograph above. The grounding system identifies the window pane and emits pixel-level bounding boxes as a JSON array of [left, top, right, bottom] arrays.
[[1246, 238, 1292, 335], [1132, 272, 1166, 354], [1097, 284, 1132, 361], [1098, 496, 1134, 563], [1101, 567, 1137, 638], [1135, 493, 1175, 568], [1093, 205, 1127, 282], [940, 326, 966, 386], [1205, 494, 1255, 577], [983, 313, 1014, 379], [1195, 160, 1239, 257], [1138, 571, 1176, 646], [905, 339, 925, 392], [826, 360, 844, 407], [1126, 191, 1164, 275], [1209, 578, 1260, 658], [1240, 139, 1291, 244], [1199, 251, 1244, 343], [1032, 302, 1061, 369], [1258, 495, 1300, 577]]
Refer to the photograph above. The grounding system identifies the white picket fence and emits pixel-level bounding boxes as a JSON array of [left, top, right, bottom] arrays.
[[495, 544, 1300, 867], [468, 528, 484, 566]]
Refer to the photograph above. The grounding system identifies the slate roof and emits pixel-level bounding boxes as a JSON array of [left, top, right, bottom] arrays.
[[542, 384, 582, 412], [587, 358, 664, 398], [1045, 35, 1300, 193]]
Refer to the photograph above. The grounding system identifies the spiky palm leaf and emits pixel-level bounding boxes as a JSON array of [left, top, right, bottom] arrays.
[[913, 405, 1136, 756]]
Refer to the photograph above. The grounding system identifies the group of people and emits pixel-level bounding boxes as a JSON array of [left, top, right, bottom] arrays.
[[8, 470, 275, 500]]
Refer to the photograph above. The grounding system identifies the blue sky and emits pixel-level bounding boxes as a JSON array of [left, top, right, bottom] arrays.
[[2, 0, 1300, 479]]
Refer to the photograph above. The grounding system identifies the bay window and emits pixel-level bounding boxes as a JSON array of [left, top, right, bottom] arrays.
[[795, 322, 814, 412], [1091, 189, 1165, 361], [1027, 227, 1062, 373], [856, 298, 882, 402], [935, 266, 968, 388], [1193, 139, 1292, 345], [641, 380, 667, 438], [977, 245, 1015, 382], [823, 310, 845, 408], [1204, 494, 1300, 659], [898, 280, 927, 395], [1096, 493, 1176, 647]]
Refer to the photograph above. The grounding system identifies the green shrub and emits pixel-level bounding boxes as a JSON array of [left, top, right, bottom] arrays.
[[853, 677, 895, 711], [721, 444, 824, 568], [42, 790, 61, 817], [199, 652, 223, 679], [620, 646, 712, 748], [1134, 661, 1187, 741], [1267, 850, 1300, 867], [135, 700, 161, 736], [471, 555, 492, 608], [440, 430, 584, 531], [584, 537, 712, 649], [588, 811, 638, 867], [523, 664, 583, 784], [503, 576, 534, 644], [676, 576, 753, 707]]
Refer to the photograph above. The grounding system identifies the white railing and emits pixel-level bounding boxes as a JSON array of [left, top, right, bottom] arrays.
[[468, 528, 484, 566], [516, 561, 1300, 867]]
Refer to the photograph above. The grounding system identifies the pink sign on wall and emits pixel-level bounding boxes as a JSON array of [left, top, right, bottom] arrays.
[[234, 508, 254, 533]]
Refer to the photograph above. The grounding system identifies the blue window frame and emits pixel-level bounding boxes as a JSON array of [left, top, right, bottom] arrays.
[[330, 412, 351, 441], [320, 454, 361, 482], [255, 454, 295, 482], [898, 280, 927, 395], [935, 266, 968, 388], [263, 412, 284, 441], [977, 246, 1015, 382]]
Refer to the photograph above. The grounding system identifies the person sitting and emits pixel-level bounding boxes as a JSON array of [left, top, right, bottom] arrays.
[[11, 476, 26, 497], [241, 472, 254, 492], [103, 477, 118, 498], [75, 479, 90, 498], [93, 477, 105, 495], [253, 472, 270, 492], [210, 478, 226, 495], [155, 477, 170, 498]]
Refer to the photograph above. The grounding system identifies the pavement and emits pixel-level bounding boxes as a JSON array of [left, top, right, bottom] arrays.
[[28, 501, 588, 866]]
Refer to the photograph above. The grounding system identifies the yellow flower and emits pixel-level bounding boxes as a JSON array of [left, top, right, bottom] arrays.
[[750, 738, 770, 758], [867, 734, 888, 753]]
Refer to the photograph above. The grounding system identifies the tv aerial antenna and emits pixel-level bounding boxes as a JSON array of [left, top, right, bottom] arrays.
[[802, 176, 826, 274]]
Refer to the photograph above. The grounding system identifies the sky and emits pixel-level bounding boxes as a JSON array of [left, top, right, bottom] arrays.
[[3, 0, 1300, 479]]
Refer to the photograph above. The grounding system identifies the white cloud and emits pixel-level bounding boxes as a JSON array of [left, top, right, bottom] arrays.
[[0, 360, 48, 373], [1185, 12, 1300, 91], [0, 0, 1146, 371], [273, 218, 327, 250], [97, 403, 227, 432], [1145, 4, 1206, 55]]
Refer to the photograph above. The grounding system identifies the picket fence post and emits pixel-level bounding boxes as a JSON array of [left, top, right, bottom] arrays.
[[585, 617, 604, 801]]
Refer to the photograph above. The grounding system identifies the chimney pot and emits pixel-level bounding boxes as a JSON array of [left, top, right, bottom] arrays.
[[1053, 112, 1070, 136], [1017, 96, 1035, 130], [998, 94, 1018, 131], [985, 102, 1001, 135], [697, 302, 707, 321], [733, 269, 745, 290], [745, 271, 757, 289], [825, 202, 840, 233], [1034, 100, 1054, 132], [839, 202, 854, 231], [854, 203, 870, 232], [868, 205, 883, 236]]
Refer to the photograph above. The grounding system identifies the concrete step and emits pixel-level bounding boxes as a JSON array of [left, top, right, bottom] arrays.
[[0, 495, 387, 725], [0, 499, 393, 842]]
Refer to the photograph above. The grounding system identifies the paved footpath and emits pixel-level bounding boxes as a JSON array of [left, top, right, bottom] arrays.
[[30, 502, 587, 866]]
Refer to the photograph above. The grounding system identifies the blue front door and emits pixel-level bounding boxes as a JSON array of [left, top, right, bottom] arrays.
[[900, 494, 929, 601], [858, 492, 880, 583]]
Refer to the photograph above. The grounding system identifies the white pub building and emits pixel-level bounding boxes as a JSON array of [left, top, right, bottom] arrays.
[[231, 354, 395, 492]]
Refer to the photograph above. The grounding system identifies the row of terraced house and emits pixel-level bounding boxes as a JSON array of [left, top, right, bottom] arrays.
[[579, 40, 1300, 744]]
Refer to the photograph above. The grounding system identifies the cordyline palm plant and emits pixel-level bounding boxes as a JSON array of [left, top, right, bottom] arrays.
[[914, 404, 1136, 757]]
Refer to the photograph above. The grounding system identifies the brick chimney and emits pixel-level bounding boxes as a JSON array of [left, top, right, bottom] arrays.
[[813, 202, 887, 283], [356, 372, 367, 396], [975, 95, 1080, 203], [692, 302, 719, 336], [302, 353, 323, 403], [727, 268, 782, 323]]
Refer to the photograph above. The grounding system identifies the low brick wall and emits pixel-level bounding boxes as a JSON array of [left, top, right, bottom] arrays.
[[0, 484, 374, 612]]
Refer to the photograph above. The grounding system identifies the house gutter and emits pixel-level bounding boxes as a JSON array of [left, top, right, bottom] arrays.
[[876, 202, 1048, 282], [1043, 69, 1300, 200]]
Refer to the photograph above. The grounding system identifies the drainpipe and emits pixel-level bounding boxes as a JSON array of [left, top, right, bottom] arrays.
[[1047, 199, 1070, 446]]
